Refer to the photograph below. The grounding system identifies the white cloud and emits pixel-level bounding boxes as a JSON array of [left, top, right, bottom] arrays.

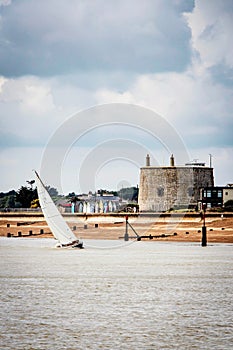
[[94, 68, 233, 148], [0, 76, 64, 147], [1, 77, 55, 115], [95, 89, 135, 104], [0, 76, 6, 92], [20, 84, 54, 115], [1, 57, 232, 190], [185, 0, 233, 69], [0, 1, 233, 192], [0, 0, 11, 7]]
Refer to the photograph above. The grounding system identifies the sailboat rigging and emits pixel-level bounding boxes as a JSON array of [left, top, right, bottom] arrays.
[[34, 170, 83, 248]]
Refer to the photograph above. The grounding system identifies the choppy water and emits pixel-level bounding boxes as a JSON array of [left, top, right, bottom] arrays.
[[0, 238, 233, 350]]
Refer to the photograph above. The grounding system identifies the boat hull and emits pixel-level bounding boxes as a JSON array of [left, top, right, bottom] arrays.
[[55, 240, 84, 249]]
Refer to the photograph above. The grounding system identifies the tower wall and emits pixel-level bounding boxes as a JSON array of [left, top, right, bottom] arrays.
[[138, 166, 214, 212]]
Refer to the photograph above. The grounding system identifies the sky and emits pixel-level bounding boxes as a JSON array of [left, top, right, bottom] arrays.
[[0, 0, 233, 194]]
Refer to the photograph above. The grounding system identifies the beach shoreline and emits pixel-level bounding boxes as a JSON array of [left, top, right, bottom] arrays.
[[1, 212, 232, 243]]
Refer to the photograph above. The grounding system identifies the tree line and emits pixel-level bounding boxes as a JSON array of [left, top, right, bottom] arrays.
[[0, 181, 58, 210], [0, 181, 139, 210]]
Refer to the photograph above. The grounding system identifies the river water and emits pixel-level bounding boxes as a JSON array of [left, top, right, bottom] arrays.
[[0, 237, 233, 349]]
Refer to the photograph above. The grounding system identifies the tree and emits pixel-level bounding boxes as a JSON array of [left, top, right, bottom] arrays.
[[118, 187, 138, 201], [69, 195, 81, 204], [16, 186, 37, 208], [5, 195, 16, 208], [68, 192, 76, 197], [0, 190, 17, 209], [46, 186, 58, 197]]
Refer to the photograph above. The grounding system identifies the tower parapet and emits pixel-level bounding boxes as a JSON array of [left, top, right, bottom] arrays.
[[146, 154, 150, 166], [170, 154, 175, 167]]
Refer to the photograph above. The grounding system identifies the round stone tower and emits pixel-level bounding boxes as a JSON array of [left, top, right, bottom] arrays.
[[138, 155, 214, 212]]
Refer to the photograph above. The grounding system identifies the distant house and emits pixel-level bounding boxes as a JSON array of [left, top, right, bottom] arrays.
[[200, 185, 233, 209], [56, 193, 121, 214], [57, 201, 72, 213], [223, 185, 233, 207], [73, 194, 120, 213]]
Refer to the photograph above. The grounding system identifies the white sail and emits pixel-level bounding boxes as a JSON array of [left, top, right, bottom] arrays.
[[34, 171, 78, 246]]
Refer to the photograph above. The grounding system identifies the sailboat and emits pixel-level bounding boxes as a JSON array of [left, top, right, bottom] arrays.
[[34, 170, 83, 248]]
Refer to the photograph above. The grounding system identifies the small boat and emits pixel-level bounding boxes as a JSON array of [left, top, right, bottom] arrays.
[[34, 170, 83, 249]]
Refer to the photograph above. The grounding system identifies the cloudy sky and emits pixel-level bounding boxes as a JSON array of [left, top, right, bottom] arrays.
[[0, 0, 233, 194]]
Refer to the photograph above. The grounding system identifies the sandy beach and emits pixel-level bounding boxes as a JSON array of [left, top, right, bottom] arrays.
[[1, 212, 233, 243]]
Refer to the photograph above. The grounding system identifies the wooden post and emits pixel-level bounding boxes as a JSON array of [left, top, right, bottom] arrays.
[[202, 204, 207, 247], [202, 226, 207, 247], [124, 215, 129, 241]]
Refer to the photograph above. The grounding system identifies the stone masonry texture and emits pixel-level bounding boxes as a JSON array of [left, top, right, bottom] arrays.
[[138, 166, 214, 212]]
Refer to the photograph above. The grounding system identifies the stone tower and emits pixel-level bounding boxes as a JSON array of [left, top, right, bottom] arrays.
[[138, 155, 214, 212]]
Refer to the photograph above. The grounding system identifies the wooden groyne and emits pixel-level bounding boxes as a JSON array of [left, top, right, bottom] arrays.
[[7, 229, 50, 238], [1, 211, 233, 218]]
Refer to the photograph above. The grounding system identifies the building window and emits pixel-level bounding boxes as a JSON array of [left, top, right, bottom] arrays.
[[207, 190, 211, 198], [188, 187, 194, 197], [217, 190, 222, 198], [157, 187, 164, 197], [203, 190, 207, 197], [207, 203, 211, 208], [212, 190, 217, 198], [225, 192, 228, 196]]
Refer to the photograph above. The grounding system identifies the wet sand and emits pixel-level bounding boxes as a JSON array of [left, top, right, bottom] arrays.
[[1, 213, 233, 243]]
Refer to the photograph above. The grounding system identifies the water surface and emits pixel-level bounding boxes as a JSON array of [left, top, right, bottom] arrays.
[[0, 238, 232, 349]]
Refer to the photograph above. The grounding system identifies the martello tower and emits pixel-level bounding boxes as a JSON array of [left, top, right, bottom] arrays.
[[138, 154, 214, 212]]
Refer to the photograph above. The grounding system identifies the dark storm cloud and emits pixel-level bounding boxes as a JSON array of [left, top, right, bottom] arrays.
[[0, 0, 194, 77]]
